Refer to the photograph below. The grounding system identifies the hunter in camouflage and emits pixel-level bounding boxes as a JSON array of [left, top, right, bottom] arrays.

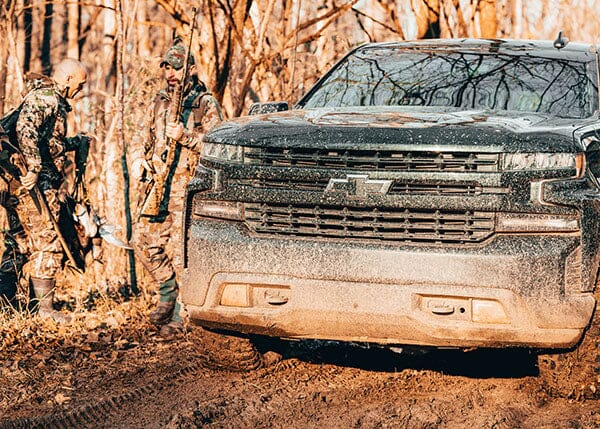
[[131, 42, 223, 338], [0, 59, 88, 321]]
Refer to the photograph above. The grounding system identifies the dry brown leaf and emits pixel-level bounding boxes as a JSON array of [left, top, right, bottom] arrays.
[[105, 316, 119, 328], [56, 324, 70, 336], [54, 392, 71, 405], [85, 316, 102, 330], [114, 339, 128, 349], [87, 331, 100, 343]]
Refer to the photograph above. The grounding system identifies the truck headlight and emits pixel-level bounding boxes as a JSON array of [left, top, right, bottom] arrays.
[[503, 152, 584, 176], [201, 142, 243, 162]]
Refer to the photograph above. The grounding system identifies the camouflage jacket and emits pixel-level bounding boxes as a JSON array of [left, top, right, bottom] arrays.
[[15, 75, 79, 191], [135, 77, 223, 213]]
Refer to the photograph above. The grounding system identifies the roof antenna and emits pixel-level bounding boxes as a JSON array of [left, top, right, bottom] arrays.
[[553, 31, 569, 49]]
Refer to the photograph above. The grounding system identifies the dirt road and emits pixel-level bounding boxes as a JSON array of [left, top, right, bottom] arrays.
[[1, 319, 599, 429]]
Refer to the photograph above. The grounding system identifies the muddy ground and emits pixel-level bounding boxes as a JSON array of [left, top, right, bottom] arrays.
[[0, 306, 599, 429]]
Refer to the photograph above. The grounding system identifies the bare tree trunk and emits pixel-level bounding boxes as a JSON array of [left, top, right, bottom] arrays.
[[55, 2, 68, 62], [104, 0, 128, 285], [41, 0, 52, 74], [208, 0, 231, 104], [288, 0, 302, 100], [511, 0, 523, 37], [439, 0, 468, 37], [413, 0, 440, 39], [7, 1, 24, 98], [22, 0, 32, 73], [67, 0, 80, 59], [478, 0, 498, 38], [115, 0, 137, 292], [136, 0, 151, 58], [0, 1, 13, 113], [0, 38, 7, 113], [103, 0, 117, 91]]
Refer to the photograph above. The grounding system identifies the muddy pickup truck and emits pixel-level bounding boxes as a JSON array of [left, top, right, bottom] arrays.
[[181, 37, 600, 365]]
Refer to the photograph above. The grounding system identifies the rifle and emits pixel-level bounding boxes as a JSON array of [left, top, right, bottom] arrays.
[[10, 150, 82, 272], [140, 7, 198, 217]]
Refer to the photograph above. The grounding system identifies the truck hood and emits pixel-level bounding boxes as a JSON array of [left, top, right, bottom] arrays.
[[205, 106, 594, 152]]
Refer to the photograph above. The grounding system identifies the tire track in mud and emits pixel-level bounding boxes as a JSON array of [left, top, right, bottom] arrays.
[[170, 359, 322, 427], [183, 358, 596, 429], [0, 340, 337, 429], [170, 349, 404, 427], [2, 333, 599, 428], [173, 356, 444, 428], [0, 356, 218, 429], [169, 341, 599, 428], [176, 344, 432, 426]]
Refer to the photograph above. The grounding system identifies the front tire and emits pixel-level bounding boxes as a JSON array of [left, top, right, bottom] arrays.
[[200, 328, 284, 371]]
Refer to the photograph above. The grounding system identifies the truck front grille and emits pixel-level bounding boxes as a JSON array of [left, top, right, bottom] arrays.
[[244, 203, 495, 244], [244, 148, 499, 172]]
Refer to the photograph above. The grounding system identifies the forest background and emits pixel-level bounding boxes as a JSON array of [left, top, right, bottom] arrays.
[[1, 0, 600, 295]]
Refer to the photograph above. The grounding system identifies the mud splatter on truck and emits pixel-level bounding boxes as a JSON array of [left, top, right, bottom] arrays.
[[182, 37, 600, 368]]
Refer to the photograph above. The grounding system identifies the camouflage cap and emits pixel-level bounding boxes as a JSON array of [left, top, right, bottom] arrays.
[[160, 44, 194, 70]]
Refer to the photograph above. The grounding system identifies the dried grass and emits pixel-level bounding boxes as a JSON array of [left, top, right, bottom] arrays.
[[0, 280, 157, 358], [0, 279, 164, 415]]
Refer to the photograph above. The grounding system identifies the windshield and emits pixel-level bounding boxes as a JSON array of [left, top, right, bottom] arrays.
[[299, 46, 598, 119]]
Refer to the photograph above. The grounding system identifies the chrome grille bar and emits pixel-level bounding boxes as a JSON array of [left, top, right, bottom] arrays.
[[233, 179, 482, 195]]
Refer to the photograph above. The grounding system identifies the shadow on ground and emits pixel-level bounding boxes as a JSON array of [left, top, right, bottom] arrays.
[[283, 339, 540, 378]]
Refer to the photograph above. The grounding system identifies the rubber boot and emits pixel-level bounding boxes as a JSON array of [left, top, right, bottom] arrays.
[[149, 301, 175, 326], [159, 301, 185, 339], [159, 321, 184, 339], [149, 276, 178, 326], [31, 277, 71, 323]]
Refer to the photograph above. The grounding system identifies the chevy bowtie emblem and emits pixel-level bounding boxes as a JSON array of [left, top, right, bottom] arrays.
[[325, 175, 393, 197]]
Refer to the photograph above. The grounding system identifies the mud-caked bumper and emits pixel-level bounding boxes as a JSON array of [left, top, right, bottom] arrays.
[[181, 219, 596, 349]]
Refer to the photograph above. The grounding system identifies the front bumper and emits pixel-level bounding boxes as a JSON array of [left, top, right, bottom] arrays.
[[181, 219, 596, 349]]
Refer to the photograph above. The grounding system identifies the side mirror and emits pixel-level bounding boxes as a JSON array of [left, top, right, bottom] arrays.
[[586, 139, 600, 181], [248, 101, 290, 116]]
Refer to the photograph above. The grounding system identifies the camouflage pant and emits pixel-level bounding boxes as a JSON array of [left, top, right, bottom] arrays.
[[0, 188, 24, 304], [12, 187, 63, 279], [132, 213, 177, 286], [132, 214, 183, 322]]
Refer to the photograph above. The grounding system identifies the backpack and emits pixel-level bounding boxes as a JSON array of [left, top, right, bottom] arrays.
[[1, 73, 56, 154], [0, 103, 23, 154], [0, 104, 24, 177]]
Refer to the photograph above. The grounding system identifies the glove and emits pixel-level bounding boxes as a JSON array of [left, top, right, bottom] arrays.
[[78, 133, 91, 147], [73, 203, 98, 238], [165, 121, 185, 141], [20, 170, 38, 190], [131, 158, 152, 180]]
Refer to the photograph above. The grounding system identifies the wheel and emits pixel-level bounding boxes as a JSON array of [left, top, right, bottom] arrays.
[[200, 328, 284, 371], [537, 305, 600, 400]]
